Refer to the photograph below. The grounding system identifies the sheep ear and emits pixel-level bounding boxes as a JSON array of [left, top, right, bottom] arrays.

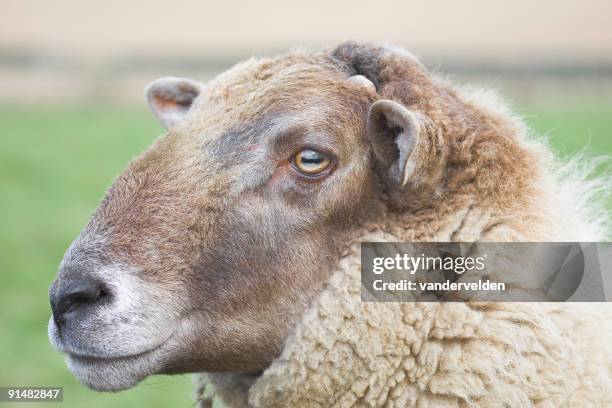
[[145, 77, 203, 129], [367, 99, 421, 186]]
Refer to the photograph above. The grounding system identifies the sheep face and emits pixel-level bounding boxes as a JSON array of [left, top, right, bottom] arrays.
[[47, 49, 421, 391]]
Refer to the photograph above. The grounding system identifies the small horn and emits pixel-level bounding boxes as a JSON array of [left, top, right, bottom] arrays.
[[347, 75, 376, 96]]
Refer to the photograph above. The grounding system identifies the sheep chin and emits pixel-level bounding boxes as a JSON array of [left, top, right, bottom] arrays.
[[65, 347, 164, 392]]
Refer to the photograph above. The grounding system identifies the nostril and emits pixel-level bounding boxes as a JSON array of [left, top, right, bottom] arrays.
[[64, 287, 104, 309], [51, 278, 110, 327]]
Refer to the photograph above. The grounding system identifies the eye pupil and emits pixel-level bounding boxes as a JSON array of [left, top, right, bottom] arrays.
[[292, 149, 332, 176]]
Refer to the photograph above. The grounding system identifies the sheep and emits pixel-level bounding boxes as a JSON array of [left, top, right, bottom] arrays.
[[47, 42, 612, 407]]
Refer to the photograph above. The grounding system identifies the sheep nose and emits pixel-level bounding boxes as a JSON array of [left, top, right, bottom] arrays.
[[50, 277, 109, 328]]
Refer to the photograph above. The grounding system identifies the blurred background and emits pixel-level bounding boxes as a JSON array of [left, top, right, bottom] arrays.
[[1, 1, 611, 407]]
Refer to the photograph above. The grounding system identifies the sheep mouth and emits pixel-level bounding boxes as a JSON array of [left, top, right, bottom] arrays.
[[48, 315, 178, 391], [60, 339, 167, 361], [48, 316, 175, 359], [65, 345, 159, 364]]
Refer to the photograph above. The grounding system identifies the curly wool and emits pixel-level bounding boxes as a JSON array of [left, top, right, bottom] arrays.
[[197, 231, 612, 408]]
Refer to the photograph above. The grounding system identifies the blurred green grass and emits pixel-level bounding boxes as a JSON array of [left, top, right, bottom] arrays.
[[0, 102, 610, 407]]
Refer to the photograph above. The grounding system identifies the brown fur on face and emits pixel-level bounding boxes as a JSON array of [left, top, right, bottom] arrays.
[[49, 42, 544, 390]]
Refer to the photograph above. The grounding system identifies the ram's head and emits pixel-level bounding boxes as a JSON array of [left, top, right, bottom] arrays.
[[48, 42, 527, 391]]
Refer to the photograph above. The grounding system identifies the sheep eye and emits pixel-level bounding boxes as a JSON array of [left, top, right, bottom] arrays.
[[291, 149, 332, 176]]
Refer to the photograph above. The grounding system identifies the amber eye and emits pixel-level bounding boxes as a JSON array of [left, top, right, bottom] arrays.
[[291, 149, 332, 176]]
